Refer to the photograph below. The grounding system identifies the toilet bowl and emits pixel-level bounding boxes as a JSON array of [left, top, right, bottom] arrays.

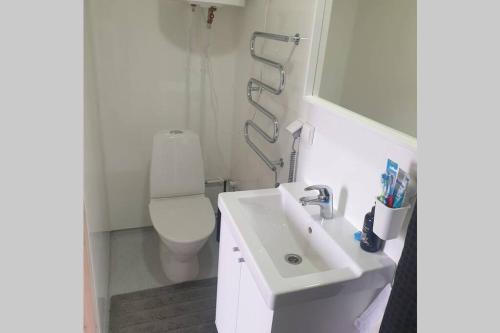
[[148, 130, 215, 283]]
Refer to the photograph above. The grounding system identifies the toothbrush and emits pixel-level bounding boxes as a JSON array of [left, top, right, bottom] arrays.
[[380, 174, 388, 202], [385, 174, 394, 207]]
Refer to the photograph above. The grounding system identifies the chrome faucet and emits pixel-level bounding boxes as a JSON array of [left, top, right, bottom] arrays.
[[299, 185, 334, 219]]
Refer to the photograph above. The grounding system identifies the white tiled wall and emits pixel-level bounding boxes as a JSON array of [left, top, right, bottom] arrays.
[[84, 3, 111, 330], [299, 99, 417, 262], [87, 0, 416, 265], [229, 0, 316, 189], [86, 0, 242, 230]]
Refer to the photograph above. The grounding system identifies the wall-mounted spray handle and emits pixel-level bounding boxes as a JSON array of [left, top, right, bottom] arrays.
[[286, 119, 303, 139], [286, 120, 304, 182]]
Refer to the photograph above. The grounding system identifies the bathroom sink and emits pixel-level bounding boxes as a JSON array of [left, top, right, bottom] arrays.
[[237, 193, 353, 279], [218, 182, 395, 309]]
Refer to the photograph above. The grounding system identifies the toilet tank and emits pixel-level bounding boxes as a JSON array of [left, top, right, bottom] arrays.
[[150, 130, 205, 199]]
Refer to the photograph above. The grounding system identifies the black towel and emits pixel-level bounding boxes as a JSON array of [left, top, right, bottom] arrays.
[[380, 203, 417, 333]]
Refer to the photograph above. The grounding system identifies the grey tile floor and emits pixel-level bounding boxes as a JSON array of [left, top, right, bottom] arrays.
[[109, 226, 220, 297]]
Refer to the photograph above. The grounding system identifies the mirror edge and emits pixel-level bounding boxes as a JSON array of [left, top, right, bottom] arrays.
[[303, 0, 417, 150], [304, 0, 332, 97]]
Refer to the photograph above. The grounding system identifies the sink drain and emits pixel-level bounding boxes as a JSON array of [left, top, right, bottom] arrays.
[[284, 254, 302, 265]]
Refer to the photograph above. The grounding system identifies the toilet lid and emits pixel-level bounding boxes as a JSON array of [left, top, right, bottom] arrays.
[[149, 195, 215, 243]]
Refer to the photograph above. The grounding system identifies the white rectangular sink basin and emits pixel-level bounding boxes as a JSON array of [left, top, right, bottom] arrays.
[[238, 193, 352, 278], [218, 182, 395, 309]]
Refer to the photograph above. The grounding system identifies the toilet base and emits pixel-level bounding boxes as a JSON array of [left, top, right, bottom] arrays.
[[159, 241, 200, 283]]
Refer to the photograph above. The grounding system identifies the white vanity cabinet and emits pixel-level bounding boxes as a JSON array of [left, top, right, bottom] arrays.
[[215, 218, 243, 333], [216, 184, 395, 333], [215, 218, 273, 333], [216, 218, 384, 333]]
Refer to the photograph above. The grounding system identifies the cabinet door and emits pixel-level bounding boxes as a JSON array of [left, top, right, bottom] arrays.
[[215, 219, 243, 333], [236, 263, 274, 333]]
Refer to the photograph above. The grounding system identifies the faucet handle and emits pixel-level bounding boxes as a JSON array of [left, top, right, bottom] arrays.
[[304, 185, 332, 199]]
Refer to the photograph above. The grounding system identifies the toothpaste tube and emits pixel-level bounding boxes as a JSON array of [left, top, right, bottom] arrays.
[[385, 159, 399, 207], [393, 169, 410, 208]]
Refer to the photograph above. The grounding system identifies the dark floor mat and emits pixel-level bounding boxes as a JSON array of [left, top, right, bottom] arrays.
[[110, 278, 218, 333]]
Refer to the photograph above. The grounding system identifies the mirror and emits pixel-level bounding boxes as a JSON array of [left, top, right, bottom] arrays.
[[314, 0, 416, 137]]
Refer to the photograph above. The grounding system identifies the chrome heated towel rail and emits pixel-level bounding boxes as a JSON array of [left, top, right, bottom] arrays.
[[244, 31, 301, 187]]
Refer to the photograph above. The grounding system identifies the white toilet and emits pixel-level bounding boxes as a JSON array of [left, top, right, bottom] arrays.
[[148, 129, 215, 283]]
